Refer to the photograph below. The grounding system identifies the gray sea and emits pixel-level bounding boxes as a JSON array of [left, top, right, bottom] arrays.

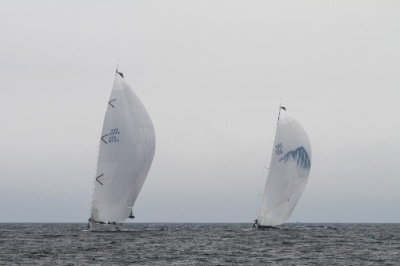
[[0, 223, 399, 265]]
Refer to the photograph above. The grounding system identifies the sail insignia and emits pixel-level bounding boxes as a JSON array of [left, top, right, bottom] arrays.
[[108, 99, 117, 108], [275, 143, 283, 155], [96, 174, 104, 185], [101, 134, 109, 144], [279, 146, 311, 170]]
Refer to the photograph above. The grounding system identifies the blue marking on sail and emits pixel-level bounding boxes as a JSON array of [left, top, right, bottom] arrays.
[[275, 143, 283, 155], [279, 146, 311, 170]]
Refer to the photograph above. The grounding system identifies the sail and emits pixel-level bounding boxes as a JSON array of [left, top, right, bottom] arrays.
[[258, 112, 311, 226], [90, 72, 155, 223]]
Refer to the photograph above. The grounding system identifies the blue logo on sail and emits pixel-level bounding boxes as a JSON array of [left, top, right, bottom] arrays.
[[275, 143, 283, 155], [279, 146, 311, 170]]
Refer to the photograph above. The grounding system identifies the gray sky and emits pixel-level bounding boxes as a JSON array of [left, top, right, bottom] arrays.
[[1, 0, 399, 223]]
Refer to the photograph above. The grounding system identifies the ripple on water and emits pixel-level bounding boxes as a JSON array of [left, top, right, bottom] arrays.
[[0, 223, 399, 265]]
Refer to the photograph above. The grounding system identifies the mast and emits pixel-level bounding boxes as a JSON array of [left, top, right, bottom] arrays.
[[277, 105, 286, 125], [116, 63, 124, 78], [255, 105, 286, 228]]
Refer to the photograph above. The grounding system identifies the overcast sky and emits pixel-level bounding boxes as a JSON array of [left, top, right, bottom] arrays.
[[1, 1, 399, 223]]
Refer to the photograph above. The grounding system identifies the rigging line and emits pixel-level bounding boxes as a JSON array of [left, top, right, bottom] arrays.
[[89, 131, 102, 220], [257, 103, 284, 218], [255, 105, 277, 219], [277, 103, 281, 124]]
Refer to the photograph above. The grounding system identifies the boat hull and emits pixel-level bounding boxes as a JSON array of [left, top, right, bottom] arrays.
[[255, 224, 278, 230], [88, 221, 123, 232], [253, 222, 278, 230]]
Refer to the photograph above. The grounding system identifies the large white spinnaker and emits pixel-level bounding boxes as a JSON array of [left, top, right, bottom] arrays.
[[257, 108, 311, 227], [90, 71, 155, 224]]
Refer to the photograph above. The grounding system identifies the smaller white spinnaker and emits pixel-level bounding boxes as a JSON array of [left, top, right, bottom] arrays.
[[256, 107, 311, 228], [89, 70, 155, 227]]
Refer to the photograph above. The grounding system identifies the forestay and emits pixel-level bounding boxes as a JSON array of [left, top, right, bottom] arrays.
[[258, 112, 311, 226], [90, 72, 155, 223]]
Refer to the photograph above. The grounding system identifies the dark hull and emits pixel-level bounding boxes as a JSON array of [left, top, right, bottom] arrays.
[[256, 224, 278, 230], [253, 222, 279, 230], [88, 222, 122, 232]]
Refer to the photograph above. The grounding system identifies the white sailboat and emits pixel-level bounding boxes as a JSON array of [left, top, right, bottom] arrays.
[[255, 106, 311, 228], [88, 70, 155, 230]]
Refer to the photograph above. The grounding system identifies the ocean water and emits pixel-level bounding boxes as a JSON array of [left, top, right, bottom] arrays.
[[0, 223, 399, 265]]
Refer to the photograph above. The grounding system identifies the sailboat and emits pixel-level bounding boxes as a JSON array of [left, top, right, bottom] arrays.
[[255, 106, 311, 229], [88, 70, 156, 230]]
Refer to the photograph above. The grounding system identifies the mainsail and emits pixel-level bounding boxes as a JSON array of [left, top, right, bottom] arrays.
[[257, 107, 311, 227], [89, 71, 155, 223]]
